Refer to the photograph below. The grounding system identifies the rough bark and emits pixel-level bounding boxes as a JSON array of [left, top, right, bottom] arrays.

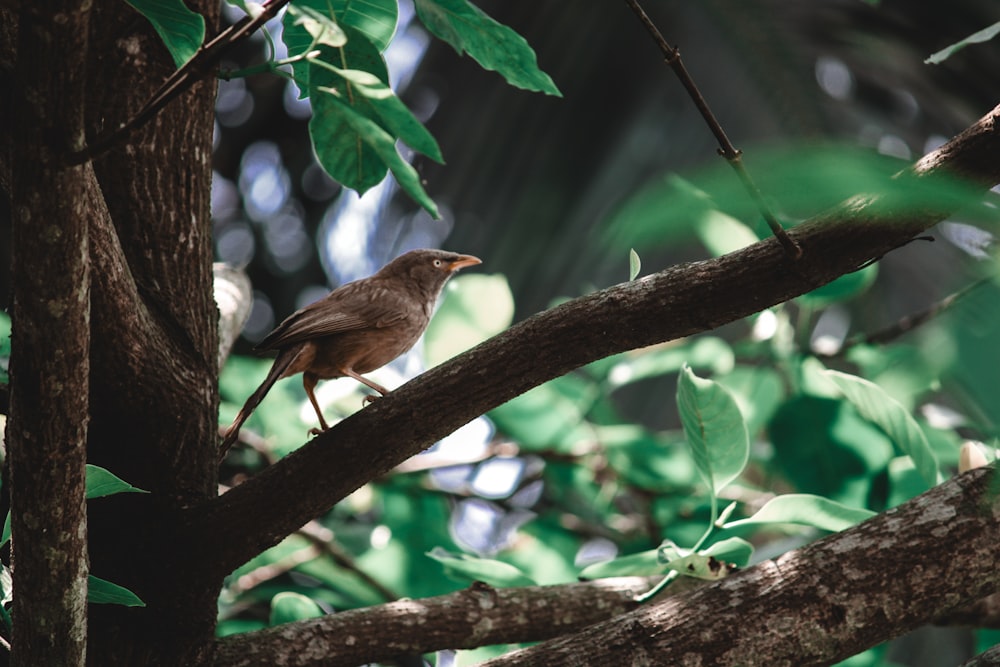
[[205, 468, 999, 666], [211, 576, 702, 666], [476, 467, 1000, 667], [4, 1, 221, 664], [7, 1, 95, 665], [193, 103, 1000, 582]]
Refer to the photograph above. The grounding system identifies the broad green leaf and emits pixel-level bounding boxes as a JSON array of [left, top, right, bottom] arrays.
[[715, 366, 785, 440], [413, 0, 560, 96], [677, 365, 749, 495], [696, 209, 759, 256], [427, 548, 537, 587], [604, 337, 734, 389], [578, 548, 660, 579], [628, 248, 641, 280], [425, 274, 514, 366], [323, 96, 439, 216], [316, 64, 443, 162], [85, 465, 149, 499], [723, 494, 875, 532], [825, 370, 941, 487], [489, 375, 596, 452], [926, 21, 1000, 65], [126, 0, 205, 68], [88, 575, 145, 607], [798, 264, 877, 307], [283, 0, 397, 94], [308, 30, 390, 194], [269, 591, 324, 626]]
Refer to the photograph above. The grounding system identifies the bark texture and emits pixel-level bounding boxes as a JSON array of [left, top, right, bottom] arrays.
[[476, 468, 1000, 667], [7, 2, 94, 665]]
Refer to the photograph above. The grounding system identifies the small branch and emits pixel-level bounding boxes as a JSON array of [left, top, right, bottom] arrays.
[[67, 0, 293, 164], [622, 0, 802, 260], [854, 276, 991, 347]]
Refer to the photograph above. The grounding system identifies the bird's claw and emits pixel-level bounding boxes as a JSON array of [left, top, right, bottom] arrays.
[[362, 394, 380, 406]]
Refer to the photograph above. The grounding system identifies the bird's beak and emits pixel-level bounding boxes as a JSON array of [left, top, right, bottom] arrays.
[[447, 254, 482, 272]]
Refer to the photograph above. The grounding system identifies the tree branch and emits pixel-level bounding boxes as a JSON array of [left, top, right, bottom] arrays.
[[193, 102, 1000, 578], [477, 468, 1000, 667], [209, 576, 699, 666]]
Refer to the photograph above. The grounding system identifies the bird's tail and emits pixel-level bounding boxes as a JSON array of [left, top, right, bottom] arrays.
[[219, 349, 297, 460]]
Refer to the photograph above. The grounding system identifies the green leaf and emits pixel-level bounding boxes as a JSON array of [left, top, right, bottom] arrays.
[[427, 548, 537, 587], [696, 209, 759, 256], [628, 248, 641, 280], [926, 21, 1000, 65], [677, 365, 750, 496], [1, 513, 9, 548], [413, 0, 560, 96], [88, 575, 145, 607], [317, 64, 443, 163], [798, 264, 877, 307], [489, 375, 596, 452], [604, 337, 734, 389], [723, 494, 875, 532], [825, 370, 941, 488], [85, 465, 149, 499], [283, 0, 398, 94], [425, 274, 514, 366], [656, 538, 750, 580], [125, 0, 205, 68], [269, 591, 324, 626], [578, 548, 661, 579]]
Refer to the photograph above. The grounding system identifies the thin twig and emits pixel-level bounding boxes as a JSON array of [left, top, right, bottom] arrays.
[[622, 0, 802, 260], [67, 0, 293, 164], [853, 276, 991, 347]]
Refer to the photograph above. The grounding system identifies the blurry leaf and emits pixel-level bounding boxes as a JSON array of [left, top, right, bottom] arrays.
[[88, 575, 145, 607], [926, 21, 1000, 64], [578, 548, 661, 579], [601, 426, 696, 492], [886, 457, 928, 509], [798, 264, 877, 307], [603, 174, 715, 249], [283, 0, 397, 93], [126, 0, 204, 67], [413, 0, 560, 95], [628, 248, 641, 280], [504, 518, 583, 586], [703, 537, 753, 567], [1, 513, 9, 547], [269, 592, 324, 626], [769, 395, 894, 505], [845, 344, 943, 411], [716, 366, 785, 439], [661, 542, 750, 580], [826, 370, 941, 488], [603, 337, 734, 389], [85, 465, 149, 499], [287, 4, 347, 48], [427, 548, 537, 587], [723, 494, 875, 532], [489, 375, 596, 452], [426, 274, 514, 365], [696, 209, 759, 256], [677, 365, 749, 496]]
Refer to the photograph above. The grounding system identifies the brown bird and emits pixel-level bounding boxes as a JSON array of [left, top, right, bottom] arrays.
[[220, 249, 481, 455]]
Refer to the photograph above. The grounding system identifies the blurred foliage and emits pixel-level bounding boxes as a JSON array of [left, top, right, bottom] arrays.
[[193, 0, 1000, 664]]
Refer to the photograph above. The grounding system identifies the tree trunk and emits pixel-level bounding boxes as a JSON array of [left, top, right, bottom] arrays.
[[2, 1, 221, 664]]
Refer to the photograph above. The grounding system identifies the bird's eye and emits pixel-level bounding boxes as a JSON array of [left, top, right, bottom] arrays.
[[433, 259, 442, 267]]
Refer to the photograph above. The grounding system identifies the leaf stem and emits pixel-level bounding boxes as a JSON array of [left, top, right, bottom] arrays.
[[622, 0, 802, 260]]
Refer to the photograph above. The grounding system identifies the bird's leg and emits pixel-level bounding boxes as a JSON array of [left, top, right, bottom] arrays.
[[340, 368, 389, 404], [303, 373, 331, 435]]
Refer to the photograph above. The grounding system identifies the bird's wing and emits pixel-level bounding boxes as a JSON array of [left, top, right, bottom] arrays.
[[255, 281, 409, 350]]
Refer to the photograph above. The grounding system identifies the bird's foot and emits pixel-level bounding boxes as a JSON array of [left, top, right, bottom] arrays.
[[362, 394, 380, 406], [308, 426, 329, 436]]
